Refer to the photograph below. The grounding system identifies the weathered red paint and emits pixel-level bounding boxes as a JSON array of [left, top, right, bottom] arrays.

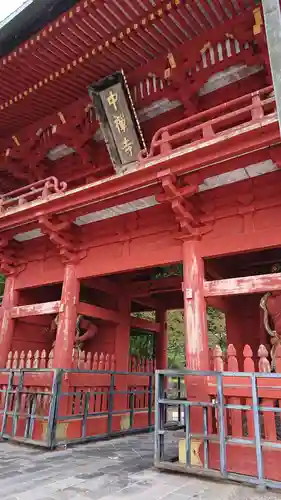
[[0, 0, 280, 480], [53, 264, 79, 369], [114, 293, 131, 411], [11, 301, 61, 318], [77, 302, 120, 324], [183, 240, 209, 371], [204, 273, 281, 297], [155, 309, 168, 370], [0, 277, 19, 367]]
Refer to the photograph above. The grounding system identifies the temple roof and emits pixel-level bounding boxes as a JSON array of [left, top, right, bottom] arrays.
[[0, 0, 257, 138], [0, 0, 79, 58]]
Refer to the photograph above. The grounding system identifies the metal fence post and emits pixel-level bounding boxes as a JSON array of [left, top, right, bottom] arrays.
[[12, 370, 24, 437], [47, 369, 63, 449], [82, 392, 90, 440], [251, 373, 265, 490], [185, 403, 191, 467], [129, 389, 134, 428], [148, 375, 153, 430], [107, 373, 115, 436], [177, 376, 181, 423], [154, 371, 165, 464], [1, 370, 14, 437], [26, 393, 38, 439], [217, 373, 227, 478]]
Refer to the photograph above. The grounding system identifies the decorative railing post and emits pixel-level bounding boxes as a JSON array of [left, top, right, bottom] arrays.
[[243, 345, 255, 438], [227, 344, 243, 437], [258, 345, 276, 441]]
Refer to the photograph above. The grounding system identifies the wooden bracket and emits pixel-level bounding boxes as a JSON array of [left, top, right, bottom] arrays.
[[0, 238, 25, 277], [39, 215, 87, 264], [157, 171, 200, 238]]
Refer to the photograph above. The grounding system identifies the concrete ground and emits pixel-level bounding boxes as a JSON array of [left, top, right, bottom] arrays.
[[0, 434, 280, 500]]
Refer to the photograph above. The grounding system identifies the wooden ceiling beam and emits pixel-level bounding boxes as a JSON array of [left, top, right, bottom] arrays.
[[0, 4, 255, 135]]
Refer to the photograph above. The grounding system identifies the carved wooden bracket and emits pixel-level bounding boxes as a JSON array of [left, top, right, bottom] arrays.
[[0, 238, 25, 276], [0, 177, 67, 215], [4, 106, 99, 183], [157, 171, 199, 238], [157, 170, 212, 239], [39, 216, 87, 264]]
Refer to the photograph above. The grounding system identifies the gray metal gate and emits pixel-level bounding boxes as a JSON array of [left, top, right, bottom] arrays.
[[0, 368, 60, 448], [0, 367, 154, 449], [154, 369, 281, 490]]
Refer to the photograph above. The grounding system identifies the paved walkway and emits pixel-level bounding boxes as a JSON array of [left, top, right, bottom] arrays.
[[0, 434, 280, 500]]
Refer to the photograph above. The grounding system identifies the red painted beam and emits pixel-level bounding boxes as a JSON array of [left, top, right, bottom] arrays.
[[0, 96, 278, 233], [77, 302, 120, 324], [131, 276, 182, 297], [206, 297, 227, 311], [130, 316, 160, 333], [82, 277, 120, 296], [132, 296, 160, 310], [11, 300, 61, 318], [204, 272, 281, 297]]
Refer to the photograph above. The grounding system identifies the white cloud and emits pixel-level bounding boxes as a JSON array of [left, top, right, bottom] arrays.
[[0, 0, 29, 23]]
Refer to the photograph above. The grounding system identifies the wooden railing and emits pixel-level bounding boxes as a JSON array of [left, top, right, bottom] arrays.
[[208, 343, 281, 441], [0, 349, 155, 445], [0, 177, 67, 215], [139, 86, 275, 164], [5, 349, 154, 373]]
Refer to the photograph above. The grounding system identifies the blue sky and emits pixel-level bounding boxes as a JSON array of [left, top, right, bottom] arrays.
[[0, 0, 29, 23]]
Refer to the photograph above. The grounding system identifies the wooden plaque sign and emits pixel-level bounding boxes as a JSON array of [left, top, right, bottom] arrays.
[[89, 71, 146, 173]]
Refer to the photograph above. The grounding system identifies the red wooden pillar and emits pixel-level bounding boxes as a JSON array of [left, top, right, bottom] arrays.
[[114, 293, 131, 417], [155, 309, 168, 370], [183, 240, 208, 460], [115, 293, 131, 373], [183, 239, 209, 371], [53, 263, 80, 369], [0, 276, 19, 367]]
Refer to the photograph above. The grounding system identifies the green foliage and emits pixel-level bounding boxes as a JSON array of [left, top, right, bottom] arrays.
[[207, 307, 227, 351], [130, 332, 155, 359], [130, 311, 155, 359], [153, 264, 183, 279], [167, 310, 185, 368], [130, 307, 226, 368]]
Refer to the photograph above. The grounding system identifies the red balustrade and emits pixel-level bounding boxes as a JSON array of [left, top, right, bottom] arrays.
[[0, 177, 67, 214], [139, 86, 275, 164], [208, 342, 281, 442], [0, 349, 154, 445]]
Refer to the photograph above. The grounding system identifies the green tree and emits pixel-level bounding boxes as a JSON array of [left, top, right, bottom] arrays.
[[207, 307, 226, 351], [167, 310, 185, 368], [130, 306, 226, 368]]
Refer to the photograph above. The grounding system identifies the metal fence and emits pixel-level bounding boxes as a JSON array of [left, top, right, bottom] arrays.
[[155, 369, 281, 490], [0, 368, 58, 447], [0, 368, 154, 449]]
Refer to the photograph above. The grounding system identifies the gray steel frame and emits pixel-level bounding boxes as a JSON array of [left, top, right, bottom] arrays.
[[155, 369, 281, 490], [0, 368, 154, 449], [0, 368, 60, 448], [55, 369, 154, 447]]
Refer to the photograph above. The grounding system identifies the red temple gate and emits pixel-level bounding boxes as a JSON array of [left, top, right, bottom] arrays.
[[0, 0, 281, 487]]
